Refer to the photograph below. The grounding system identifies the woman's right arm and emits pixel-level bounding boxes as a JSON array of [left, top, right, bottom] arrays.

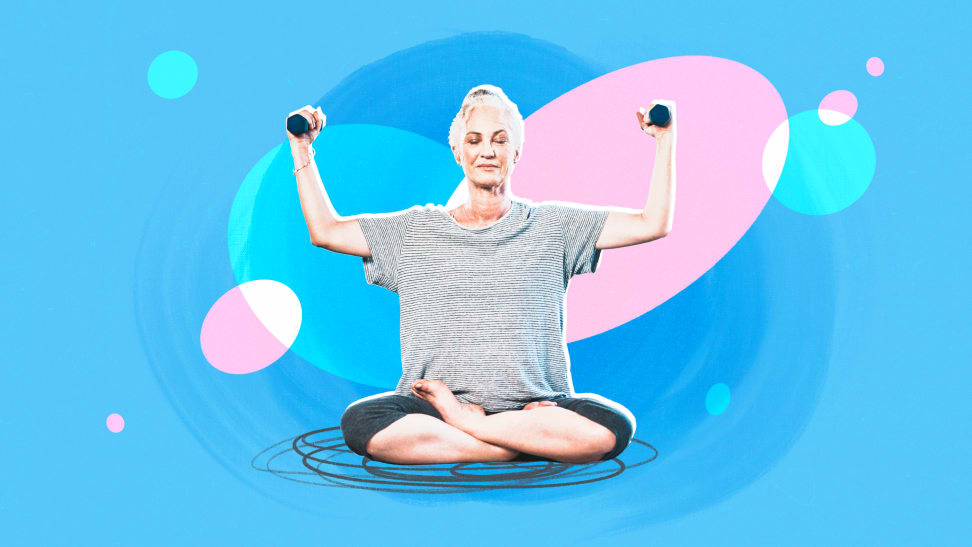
[[288, 105, 371, 258]]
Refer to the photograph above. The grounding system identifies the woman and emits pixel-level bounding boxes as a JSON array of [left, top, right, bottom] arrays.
[[287, 85, 676, 464]]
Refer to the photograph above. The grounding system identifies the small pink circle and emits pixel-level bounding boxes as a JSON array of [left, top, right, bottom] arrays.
[[106, 413, 125, 433], [866, 57, 884, 76]]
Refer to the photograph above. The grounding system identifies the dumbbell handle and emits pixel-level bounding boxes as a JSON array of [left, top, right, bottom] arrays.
[[646, 104, 672, 127], [640, 104, 671, 127], [287, 114, 313, 136]]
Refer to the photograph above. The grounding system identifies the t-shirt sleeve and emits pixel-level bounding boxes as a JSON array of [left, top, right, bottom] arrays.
[[355, 206, 419, 293], [550, 201, 611, 279]]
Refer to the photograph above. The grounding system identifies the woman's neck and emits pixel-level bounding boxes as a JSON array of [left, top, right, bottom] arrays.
[[453, 184, 513, 223]]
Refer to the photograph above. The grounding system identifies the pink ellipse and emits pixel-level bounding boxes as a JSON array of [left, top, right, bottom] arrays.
[[200, 285, 289, 374], [818, 89, 858, 125], [514, 56, 785, 341], [106, 413, 125, 433], [866, 57, 884, 76]]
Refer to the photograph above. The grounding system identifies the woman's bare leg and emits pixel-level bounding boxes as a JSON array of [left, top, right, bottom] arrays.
[[411, 380, 615, 464], [364, 413, 520, 464]]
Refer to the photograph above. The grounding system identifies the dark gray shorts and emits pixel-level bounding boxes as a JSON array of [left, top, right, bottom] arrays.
[[340, 393, 635, 462]]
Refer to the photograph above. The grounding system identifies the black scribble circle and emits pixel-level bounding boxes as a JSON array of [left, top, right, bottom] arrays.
[[252, 426, 657, 493]]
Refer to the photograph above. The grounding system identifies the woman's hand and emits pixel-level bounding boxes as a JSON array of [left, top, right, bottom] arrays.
[[286, 105, 326, 147], [636, 99, 676, 140]]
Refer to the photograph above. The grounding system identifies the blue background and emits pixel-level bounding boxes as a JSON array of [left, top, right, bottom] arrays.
[[2, 0, 969, 544]]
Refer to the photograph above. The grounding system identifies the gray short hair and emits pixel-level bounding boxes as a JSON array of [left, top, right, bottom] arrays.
[[448, 85, 525, 155]]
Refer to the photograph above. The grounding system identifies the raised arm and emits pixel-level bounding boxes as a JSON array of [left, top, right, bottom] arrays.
[[595, 99, 676, 250], [287, 105, 371, 258]]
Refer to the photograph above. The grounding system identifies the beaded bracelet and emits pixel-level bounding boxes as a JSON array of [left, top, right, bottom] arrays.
[[293, 147, 316, 176]]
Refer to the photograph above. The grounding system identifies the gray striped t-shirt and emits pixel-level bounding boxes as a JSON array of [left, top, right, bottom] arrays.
[[357, 197, 610, 412]]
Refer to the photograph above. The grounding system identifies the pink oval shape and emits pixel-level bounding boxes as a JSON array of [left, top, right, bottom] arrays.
[[866, 56, 884, 76], [818, 89, 858, 125], [513, 56, 785, 341], [200, 285, 289, 374]]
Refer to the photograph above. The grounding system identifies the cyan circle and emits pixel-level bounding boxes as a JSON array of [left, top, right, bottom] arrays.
[[705, 383, 732, 415], [147, 50, 198, 99], [773, 110, 875, 215], [228, 125, 460, 387]]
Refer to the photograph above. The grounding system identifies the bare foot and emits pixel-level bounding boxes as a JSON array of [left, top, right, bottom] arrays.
[[411, 379, 484, 432], [522, 401, 558, 411]]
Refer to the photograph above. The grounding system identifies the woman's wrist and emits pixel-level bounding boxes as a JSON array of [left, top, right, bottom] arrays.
[[291, 144, 316, 175], [290, 141, 313, 155], [291, 142, 314, 160], [655, 132, 675, 145]]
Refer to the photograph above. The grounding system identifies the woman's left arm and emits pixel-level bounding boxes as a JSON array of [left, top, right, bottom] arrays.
[[595, 99, 676, 250]]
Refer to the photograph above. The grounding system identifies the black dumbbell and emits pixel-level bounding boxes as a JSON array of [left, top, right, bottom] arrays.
[[287, 114, 313, 136], [642, 104, 671, 127]]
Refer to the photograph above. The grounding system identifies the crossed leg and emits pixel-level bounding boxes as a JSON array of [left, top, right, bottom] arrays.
[[365, 410, 519, 464], [364, 380, 616, 464]]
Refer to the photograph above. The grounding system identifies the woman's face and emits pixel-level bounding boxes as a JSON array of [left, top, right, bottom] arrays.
[[453, 105, 519, 187]]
